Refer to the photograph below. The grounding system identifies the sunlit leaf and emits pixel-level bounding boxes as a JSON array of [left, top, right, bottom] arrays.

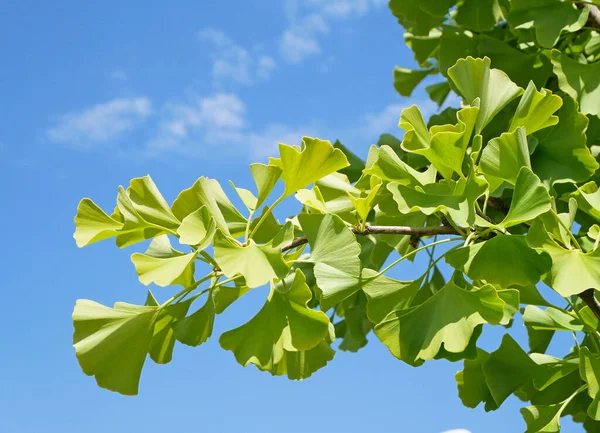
[[374, 281, 504, 366], [364, 144, 436, 185], [174, 296, 215, 347], [551, 50, 600, 117], [176, 206, 217, 246], [249, 163, 282, 209], [73, 300, 158, 396], [448, 56, 523, 133], [455, 0, 503, 31], [131, 235, 196, 288], [393, 67, 434, 97]]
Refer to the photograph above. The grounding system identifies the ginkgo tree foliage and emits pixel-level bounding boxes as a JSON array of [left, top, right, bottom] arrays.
[[72, 1, 600, 432]]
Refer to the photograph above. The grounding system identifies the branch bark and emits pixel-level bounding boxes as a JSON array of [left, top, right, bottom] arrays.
[[579, 289, 600, 320], [281, 224, 458, 252], [577, 3, 600, 28]]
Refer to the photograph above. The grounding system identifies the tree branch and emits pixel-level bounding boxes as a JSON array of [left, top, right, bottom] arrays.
[[576, 2, 600, 28], [579, 289, 600, 320], [281, 224, 458, 252]]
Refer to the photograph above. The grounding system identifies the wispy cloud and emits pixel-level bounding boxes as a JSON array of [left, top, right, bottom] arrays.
[[279, 0, 386, 64], [47, 97, 152, 148], [199, 28, 277, 86], [110, 69, 128, 81], [441, 429, 472, 433]]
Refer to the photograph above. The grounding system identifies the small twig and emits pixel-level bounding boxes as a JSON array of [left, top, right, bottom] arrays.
[[281, 224, 459, 252], [579, 289, 600, 321]]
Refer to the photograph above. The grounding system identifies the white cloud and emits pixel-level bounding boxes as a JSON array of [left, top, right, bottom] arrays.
[[279, 0, 386, 63], [199, 28, 277, 86], [441, 429, 472, 433], [146, 93, 247, 155], [47, 97, 152, 148]]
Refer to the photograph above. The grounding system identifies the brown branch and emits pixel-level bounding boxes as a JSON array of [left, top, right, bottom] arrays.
[[281, 224, 458, 252], [576, 3, 600, 28], [579, 289, 600, 320]]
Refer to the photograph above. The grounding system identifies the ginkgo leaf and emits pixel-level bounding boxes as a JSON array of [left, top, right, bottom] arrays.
[[131, 235, 196, 288], [389, 0, 451, 35], [387, 168, 487, 227], [298, 213, 362, 310], [446, 235, 551, 287], [213, 230, 289, 288], [570, 181, 600, 221], [531, 96, 598, 185], [349, 183, 381, 223], [333, 140, 365, 183], [363, 145, 436, 186], [551, 50, 600, 117], [73, 198, 124, 247], [176, 206, 217, 246], [400, 104, 479, 179], [580, 347, 600, 419], [229, 181, 258, 211], [374, 281, 505, 366], [426, 81, 451, 107], [455, 0, 503, 31], [144, 293, 191, 364], [249, 163, 282, 209], [174, 296, 215, 347], [211, 278, 250, 314], [219, 269, 333, 378], [404, 29, 441, 66], [528, 219, 600, 297], [479, 127, 531, 193], [393, 67, 434, 97], [448, 56, 523, 134], [509, 82, 563, 135], [508, 0, 589, 48], [523, 305, 583, 332], [72, 299, 158, 396], [439, 26, 480, 76], [171, 177, 247, 237], [75, 176, 182, 249], [520, 403, 565, 433], [361, 269, 424, 324], [279, 137, 349, 197], [483, 335, 540, 407], [456, 349, 496, 410], [498, 167, 552, 229]]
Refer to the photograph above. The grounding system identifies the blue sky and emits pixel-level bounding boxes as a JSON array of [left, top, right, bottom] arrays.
[[0, 1, 579, 432]]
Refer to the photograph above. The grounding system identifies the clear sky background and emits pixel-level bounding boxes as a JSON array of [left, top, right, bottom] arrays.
[[0, 1, 580, 432]]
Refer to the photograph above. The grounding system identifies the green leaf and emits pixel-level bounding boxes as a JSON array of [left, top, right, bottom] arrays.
[[145, 294, 191, 364], [131, 235, 197, 288], [532, 96, 599, 185], [439, 27, 480, 76], [393, 67, 434, 97], [229, 181, 258, 211], [570, 181, 600, 221], [483, 334, 540, 407], [520, 403, 565, 432], [498, 167, 552, 229], [333, 140, 365, 183], [176, 206, 217, 246], [509, 82, 563, 135], [551, 50, 600, 117], [362, 269, 424, 324], [219, 269, 333, 379], [349, 183, 381, 223], [73, 199, 124, 247], [404, 29, 441, 66], [387, 168, 487, 227], [364, 144, 436, 185], [279, 137, 349, 198], [298, 213, 362, 310], [174, 296, 215, 347], [446, 235, 552, 287], [172, 177, 247, 237], [508, 0, 589, 48], [448, 56, 523, 134], [479, 127, 531, 193], [523, 305, 583, 332], [580, 347, 600, 419], [374, 281, 505, 366], [389, 0, 452, 35], [249, 163, 282, 209], [426, 81, 451, 107], [455, 0, 504, 31], [213, 229, 290, 289], [400, 104, 479, 179], [212, 279, 250, 314], [73, 299, 158, 395], [456, 348, 496, 409], [528, 219, 600, 297]]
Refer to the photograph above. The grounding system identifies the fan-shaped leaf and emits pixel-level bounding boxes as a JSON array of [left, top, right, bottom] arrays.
[[131, 236, 196, 287]]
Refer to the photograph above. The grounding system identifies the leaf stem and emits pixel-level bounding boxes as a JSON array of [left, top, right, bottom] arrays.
[[551, 209, 582, 250], [159, 272, 216, 310], [249, 194, 284, 239], [567, 297, 600, 353], [374, 237, 461, 278]]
